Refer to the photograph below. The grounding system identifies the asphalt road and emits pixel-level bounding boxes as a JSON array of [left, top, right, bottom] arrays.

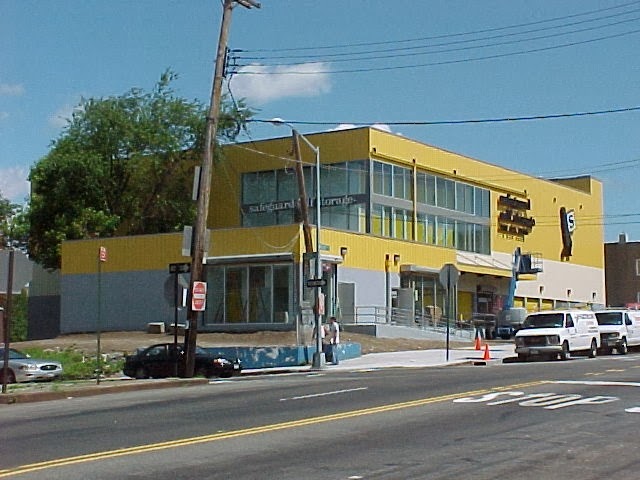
[[2, 353, 640, 479]]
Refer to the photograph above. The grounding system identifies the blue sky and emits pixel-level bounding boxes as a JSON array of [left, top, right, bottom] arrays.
[[1, 0, 639, 242]]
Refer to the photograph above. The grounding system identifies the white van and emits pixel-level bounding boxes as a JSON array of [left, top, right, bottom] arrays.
[[594, 309, 640, 355], [515, 310, 600, 361]]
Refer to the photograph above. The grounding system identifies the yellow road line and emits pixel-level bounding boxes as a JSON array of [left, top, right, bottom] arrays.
[[0, 380, 548, 478]]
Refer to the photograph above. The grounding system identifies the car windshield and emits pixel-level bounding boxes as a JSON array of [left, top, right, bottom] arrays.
[[595, 312, 622, 326], [522, 313, 564, 329], [0, 348, 29, 360]]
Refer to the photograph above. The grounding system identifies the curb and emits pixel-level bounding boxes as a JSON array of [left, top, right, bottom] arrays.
[[0, 378, 208, 405]]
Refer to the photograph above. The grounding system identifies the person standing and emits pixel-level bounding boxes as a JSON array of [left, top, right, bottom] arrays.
[[328, 316, 340, 365]]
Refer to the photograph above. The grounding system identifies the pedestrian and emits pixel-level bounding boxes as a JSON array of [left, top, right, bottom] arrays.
[[328, 316, 340, 365]]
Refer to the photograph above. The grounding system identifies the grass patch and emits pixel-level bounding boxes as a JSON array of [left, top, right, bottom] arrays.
[[21, 347, 125, 381]]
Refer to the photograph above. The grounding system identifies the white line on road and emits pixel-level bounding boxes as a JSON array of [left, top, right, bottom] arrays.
[[554, 380, 640, 387], [280, 387, 368, 402]]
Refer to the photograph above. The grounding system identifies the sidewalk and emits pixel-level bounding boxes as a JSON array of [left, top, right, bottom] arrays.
[[0, 344, 515, 404]]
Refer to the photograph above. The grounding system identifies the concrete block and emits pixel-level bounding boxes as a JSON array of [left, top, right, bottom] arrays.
[[147, 322, 165, 334]]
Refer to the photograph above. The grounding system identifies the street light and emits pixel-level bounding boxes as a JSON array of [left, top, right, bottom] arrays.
[[271, 119, 324, 369]]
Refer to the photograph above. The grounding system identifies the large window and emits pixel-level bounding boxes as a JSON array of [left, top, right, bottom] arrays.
[[204, 264, 294, 325], [241, 161, 367, 233], [436, 177, 455, 210]]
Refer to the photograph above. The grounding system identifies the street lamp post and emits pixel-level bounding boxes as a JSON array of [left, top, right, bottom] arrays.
[[271, 120, 324, 369]]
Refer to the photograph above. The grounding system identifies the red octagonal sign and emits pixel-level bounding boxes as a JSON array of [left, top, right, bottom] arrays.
[[191, 281, 207, 311]]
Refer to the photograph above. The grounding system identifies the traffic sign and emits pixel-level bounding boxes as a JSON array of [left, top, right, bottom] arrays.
[[306, 278, 327, 288], [98, 246, 107, 262], [439, 263, 460, 290], [191, 281, 207, 311], [169, 262, 191, 274]]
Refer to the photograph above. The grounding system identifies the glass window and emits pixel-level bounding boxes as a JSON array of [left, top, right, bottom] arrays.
[[205, 267, 226, 324], [393, 166, 412, 200], [348, 160, 368, 194], [393, 208, 410, 240], [225, 267, 247, 323], [372, 204, 392, 237], [323, 163, 347, 197], [436, 177, 455, 210], [248, 266, 271, 323], [243, 171, 276, 204], [636, 259, 640, 276], [456, 183, 474, 214], [417, 172, 436, 206], [474, 187, 490, 218], [474, 224, 490, 254], [373, 161, 392, 196], [273, 265, 292, 323], [436, 216, 455, 247]]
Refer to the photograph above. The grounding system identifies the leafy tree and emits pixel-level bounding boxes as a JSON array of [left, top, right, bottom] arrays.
[[0, 192, 28, 249], [28, 70, 252, 269]]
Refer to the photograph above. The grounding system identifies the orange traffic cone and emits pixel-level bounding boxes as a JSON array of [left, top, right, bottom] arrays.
[[474, 334, 482, 351], [483, 344, 491, 361]]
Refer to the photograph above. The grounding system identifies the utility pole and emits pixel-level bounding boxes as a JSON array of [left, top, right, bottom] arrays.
[[184, 0, 260, 377]]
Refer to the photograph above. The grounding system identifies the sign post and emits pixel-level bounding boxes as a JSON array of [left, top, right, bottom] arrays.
[[439, 263, 460, 361], [169, 263, 190, 376], [96, 246, 107, 385]]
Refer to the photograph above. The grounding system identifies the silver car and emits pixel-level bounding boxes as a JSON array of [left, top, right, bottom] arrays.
[[0, 347, 63, 383]]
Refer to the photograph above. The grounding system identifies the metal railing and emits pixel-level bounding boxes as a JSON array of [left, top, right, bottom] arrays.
[[346, 305, 475, 339]]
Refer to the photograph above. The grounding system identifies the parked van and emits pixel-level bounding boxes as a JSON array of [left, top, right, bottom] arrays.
[[515, 310, 600, 361], [594, 309, 640, 355]]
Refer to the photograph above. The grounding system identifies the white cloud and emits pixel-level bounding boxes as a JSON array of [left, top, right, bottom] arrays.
[[230, 63, 331, 104], [330, 124, 358, 131], [0, 166, 30, 201], [0, 83, 25, 96], [371, 123, 392, 133]]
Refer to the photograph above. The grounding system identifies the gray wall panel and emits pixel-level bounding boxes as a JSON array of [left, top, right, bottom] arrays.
[[61, 271, 177, 333]]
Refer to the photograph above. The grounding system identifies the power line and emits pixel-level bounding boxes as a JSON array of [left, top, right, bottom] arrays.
[[235, 9, 640, 64], [233, 27, 640, 75], [249, 105, 640, 127], [240, 0, 640, 53]]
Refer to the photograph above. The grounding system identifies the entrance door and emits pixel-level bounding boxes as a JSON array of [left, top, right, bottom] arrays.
[[338, 282, 355, 323]]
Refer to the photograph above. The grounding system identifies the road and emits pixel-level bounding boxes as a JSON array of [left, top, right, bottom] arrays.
[[1, 353, 640, 479]]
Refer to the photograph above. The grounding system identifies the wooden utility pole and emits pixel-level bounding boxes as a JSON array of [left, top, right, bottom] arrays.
[[292, 133, 314, 254], [184, 0, 260, 376]]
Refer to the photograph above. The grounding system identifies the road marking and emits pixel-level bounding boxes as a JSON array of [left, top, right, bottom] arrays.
[[625, 407, 640, 413], [453, 391, 618, 409], [280, 387, 368, 401], [554, 380, 640, 387], [0, 380, 548, 478]]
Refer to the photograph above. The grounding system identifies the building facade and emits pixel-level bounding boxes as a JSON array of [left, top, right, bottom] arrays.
[[59, 127, 605, 334], [604, 233, 640, 307]]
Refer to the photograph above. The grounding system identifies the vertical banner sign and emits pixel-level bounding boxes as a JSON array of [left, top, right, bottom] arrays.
[[191, 281, 207, 312], [99, 246, 108, 262]]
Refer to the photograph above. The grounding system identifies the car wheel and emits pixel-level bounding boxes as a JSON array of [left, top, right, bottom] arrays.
[[0, 369, 16, 384], [618, 339, 628, 355], [134, 367, 149, 379], [588, 339, 597, 358], [560, 341, 571, 361]]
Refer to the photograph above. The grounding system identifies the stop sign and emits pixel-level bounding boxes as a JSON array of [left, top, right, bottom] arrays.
[[191, 281, 207, 311]]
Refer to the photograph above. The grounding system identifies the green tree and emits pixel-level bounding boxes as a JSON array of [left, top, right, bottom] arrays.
[[0, 192, 28, 249], [28, 70, 252, 269]]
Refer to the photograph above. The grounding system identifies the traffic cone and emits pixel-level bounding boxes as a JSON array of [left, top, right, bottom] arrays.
[[474, 334, 482, 351], [483, 344, 491, 360]]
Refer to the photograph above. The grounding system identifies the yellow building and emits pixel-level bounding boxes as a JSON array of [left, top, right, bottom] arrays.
[[59, 127, 604, 334]]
